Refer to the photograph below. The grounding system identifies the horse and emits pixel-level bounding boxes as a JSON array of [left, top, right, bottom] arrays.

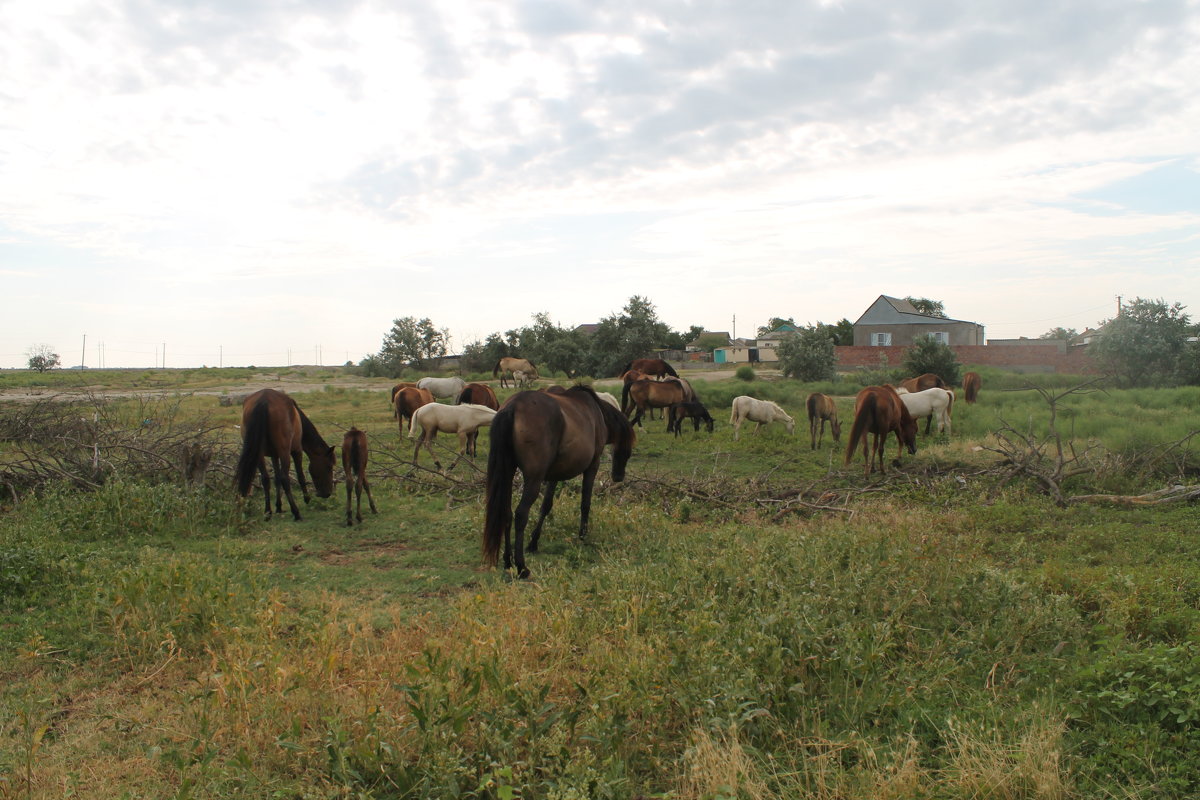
[[806, 393, 842, 450], [619, 358, 678, 380], [963, 371, 981, 404], [493, 357, 539, 389], [341, 427, 378, 526], [844, 385, 918, 477], [483, 386, 635, 579], [410, 402, 498, 469], [235, 389, 335, 521], [417, 375, 467, 400], [668, 400, 715, 436], [594, 390, 622, 412], [626, 378, 688, 429], [898, 387, 954, 436], [619, 368, 650, 415], [389, 382, 418, 415], [899, 372, 946, 393], [729, 396, 795, 441], [512, 370, 531, 388], [456, 382, 499, 410], [394, 386, 435, 433]]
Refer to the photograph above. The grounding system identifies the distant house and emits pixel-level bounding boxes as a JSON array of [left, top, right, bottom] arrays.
[[853, 295, 984, 347], [713, 335, 783, 365], [686, 331, 733, 352], [574, 323, 601, 336]]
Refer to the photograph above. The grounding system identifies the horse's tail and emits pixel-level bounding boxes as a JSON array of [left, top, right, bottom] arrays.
[[455, 386, 469, 405], [621, 378, 633, 415], [408, 407, 424, 440], [964, 374, 979, 404], [662, 361, 679, 378], [844, 393, 876, 467], [806, 393, 818, 421], [492, 359, 502, 378], [235, 397, 269, 496], [482, 405, 517, 567], [619, 361, 632, 378], [729, 400, 739, 426], [945, 388, 955, 417], [347, 430, 363, 476]]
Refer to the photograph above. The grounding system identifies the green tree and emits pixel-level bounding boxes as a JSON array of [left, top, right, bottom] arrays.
[[26, 344, 60, 372], [818, 318, 855, 346], [776, 327, 838, 382], [1091, 298, 1192, 387], [588, 296, 675, 376], [377, 316, 449, 373], [1040, 327, 1079, 342], [905, 297, 946, 317], [903, 335, 961, 385], [693, 333, 731, 353], [460, 333, 509, 374], [757, 317, 797, 337]]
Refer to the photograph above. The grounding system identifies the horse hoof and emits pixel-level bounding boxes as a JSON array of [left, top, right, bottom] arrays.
[[518, 567, 531, 580]]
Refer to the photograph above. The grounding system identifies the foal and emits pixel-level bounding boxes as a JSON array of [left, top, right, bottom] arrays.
[[341, 427, 378, 526]]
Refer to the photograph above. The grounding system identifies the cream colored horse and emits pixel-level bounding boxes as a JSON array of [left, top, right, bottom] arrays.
[[729, 396, 795, 441], [409, 402, 497, 469]]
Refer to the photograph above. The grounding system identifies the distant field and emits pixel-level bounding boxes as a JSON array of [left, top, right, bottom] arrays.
[[3, 367, 1200, 798]]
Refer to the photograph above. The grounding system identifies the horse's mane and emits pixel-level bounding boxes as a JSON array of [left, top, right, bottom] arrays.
[[297, 405, 330, 450]]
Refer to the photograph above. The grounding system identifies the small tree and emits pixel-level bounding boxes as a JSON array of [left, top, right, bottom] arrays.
[[1091, 298, 1191, 387], [377, 316, 449, 373], [903, 335, 961, 385], [1039, 326, 1079, 342], [757, 316, 797, 337], [777, 327, 838, 382], [905, 297, 946, 317], [26, 344, 61, 372]]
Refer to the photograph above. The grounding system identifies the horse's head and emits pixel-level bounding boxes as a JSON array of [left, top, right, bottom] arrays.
[[831, 417, 842, 442], [783, 414, 796, 435], [900, 416, 918, 455], [703, 410, 715, 434], [309, 444, 337, 497]]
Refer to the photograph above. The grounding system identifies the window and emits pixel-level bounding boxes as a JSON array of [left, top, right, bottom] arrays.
[[871, 332, 892, 346], [930, 331, 949, 344]]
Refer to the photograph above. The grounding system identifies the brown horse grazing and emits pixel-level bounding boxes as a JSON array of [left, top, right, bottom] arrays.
[[235, 389, 336, 520], [619, 358, 678, 380], [899, 372, 947, 393], [963, 371, 981, 404], [483, 386, 635, 579], [456, 382, 499, 410], [394, 386, 434, 433], [806, 393, 842, 450], [668, 400, 715, 436], [844, 385, 918, 477], [389, 382, 418, 415], [626, 378, 688, 429], [493, 356, 539, 389], [341, 427, 378, 526], [619, 368, 649, 415]]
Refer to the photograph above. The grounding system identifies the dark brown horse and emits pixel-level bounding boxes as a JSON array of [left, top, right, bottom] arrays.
[[668, 400, 715, 436], [620, 358, 678, 380], [844, 385, 917, 477], [341, 427, 377, 526], [235, 389, 335, 520], [483, 386, 635, 579], [626, 378, 688, 429], [394, 386, 434, 433], [806, 393, 842, 450], [456, 382, 499, 410], [963, 371, 981, 404]]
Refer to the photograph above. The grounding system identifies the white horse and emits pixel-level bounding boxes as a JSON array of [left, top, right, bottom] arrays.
[[898, 387, 954, 436], [512, 370, 532, 388], [409, 402, 497, 469], [417, 375, 467, 400], [594, 391, 621, 411], [729, 396, 795, 441]]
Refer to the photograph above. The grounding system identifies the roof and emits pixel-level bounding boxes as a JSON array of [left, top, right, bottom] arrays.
[[853, 295, 979, 326], [574, 323, 601, 335]]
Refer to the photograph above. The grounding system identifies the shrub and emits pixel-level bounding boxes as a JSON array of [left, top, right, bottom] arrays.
[[776, 327, 838, 381], [903, 335, 962, 384], [734, 365, 755, 381]]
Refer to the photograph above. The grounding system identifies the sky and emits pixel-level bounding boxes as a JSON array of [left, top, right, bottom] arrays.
[[2, 0, 1199, 369]]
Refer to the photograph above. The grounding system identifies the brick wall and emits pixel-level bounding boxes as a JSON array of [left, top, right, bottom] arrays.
[[834, 344, 1096, 374]]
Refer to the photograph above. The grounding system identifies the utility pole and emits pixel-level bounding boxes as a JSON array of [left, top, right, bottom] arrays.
[[162, 342, 166, 369], [219, 345, 223, 368], [732, 315, 736, 339], [1116, 295, 1123, 316], [81, 334, 86, 368]]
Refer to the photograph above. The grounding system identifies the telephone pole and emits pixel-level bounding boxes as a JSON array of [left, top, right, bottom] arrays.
[[81, 334, 86, 368]]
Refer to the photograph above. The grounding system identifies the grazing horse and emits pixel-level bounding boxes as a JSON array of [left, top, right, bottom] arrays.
[[619, 368, 650, 415], [493, 357, 539, 389], [389, 382, 418, 415], [394, 386, 435, 433], [417, 375, 467, 400], [626, 378, 688, 428], [456, 382, 499, 410], [668, 400, 715, 436], [729, 396, 795, 441], [898, 387, 954, 436], [619, 358, 678, 380], [899, 372, 947, 393], [410, 402, 498, 469], [341, 427, 378, 526], [963, 371, 981, 404], [483, 386, 635, 579], [806, 393, 842, 450], [235, 389, 335, 521], [844, 385, 918, 477]]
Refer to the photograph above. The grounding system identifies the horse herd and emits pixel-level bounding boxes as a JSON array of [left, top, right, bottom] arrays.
[[234, 358, 982, 577]]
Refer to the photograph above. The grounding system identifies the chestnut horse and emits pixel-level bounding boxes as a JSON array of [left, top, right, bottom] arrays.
[[844, 385, 918, 477], [963, 371, 981, 404], [483, 386, 635, 579], [899, 372, 946, 393], [235, 388, 335, 521], [626, 378, 688, 429], [394, 386, 434, 433], [619, 358, 678, 380], [456, 382, 499, 410], [493, 357, 539, 389], [806, 392, 842, 450], [341, 427, 378, 526], [389, 382, 418, 415]]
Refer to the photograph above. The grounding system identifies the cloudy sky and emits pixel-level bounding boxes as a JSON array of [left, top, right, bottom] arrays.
[[2, 0, 1198, 369]]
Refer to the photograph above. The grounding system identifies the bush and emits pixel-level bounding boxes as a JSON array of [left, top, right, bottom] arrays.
[[776, 327, 838, 382], [903, 336, 962, 384], [734, 365, 755, 381]]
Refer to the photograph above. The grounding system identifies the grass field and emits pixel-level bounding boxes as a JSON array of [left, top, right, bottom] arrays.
[[3, 366, 1200, 798]]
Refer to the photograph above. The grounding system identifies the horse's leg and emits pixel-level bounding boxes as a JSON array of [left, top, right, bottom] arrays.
[[512, 476, 542, 578], [270, 455, 285, 513], [924, 413, 933, 436], [292, 450, 311, 504], [257, 458, 272, 518], [362, 472, 378, 515], [277, 455, 302, 520], [354, 473, 364, 523], [345, 469, 354, 526], [528, 480, 557, 553], [577, 463, 599, 540]]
